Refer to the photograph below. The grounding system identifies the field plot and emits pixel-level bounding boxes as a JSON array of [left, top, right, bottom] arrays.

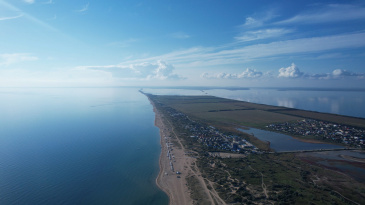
[[276, 109, 365, 129], [153, 95, 365, 128]]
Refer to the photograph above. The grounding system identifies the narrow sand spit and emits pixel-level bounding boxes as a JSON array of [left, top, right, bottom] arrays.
[[149, 98, 226, 205], [152, 102, 193, 205]]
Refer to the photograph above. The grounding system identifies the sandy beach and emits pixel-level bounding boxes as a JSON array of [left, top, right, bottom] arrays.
[[147, 96, 228, 205], [151, 101, 193, 205]]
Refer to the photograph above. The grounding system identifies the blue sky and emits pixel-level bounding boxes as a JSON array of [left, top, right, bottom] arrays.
[[0, 0, 365, 87]]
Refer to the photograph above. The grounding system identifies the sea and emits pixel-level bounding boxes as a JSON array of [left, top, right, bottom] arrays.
[[0, 88, 168, 205], [0, 87, 364, 204]]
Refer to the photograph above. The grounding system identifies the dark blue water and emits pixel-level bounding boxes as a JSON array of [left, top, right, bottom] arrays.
[[238, 128, 344, 152], [0, 88, 168, 204]]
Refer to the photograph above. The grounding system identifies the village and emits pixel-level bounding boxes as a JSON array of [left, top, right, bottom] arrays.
[[164, 104, 259, 154], [267, 119, 365, 149]]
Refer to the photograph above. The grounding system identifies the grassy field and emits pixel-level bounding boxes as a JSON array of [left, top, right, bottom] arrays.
[[153, 95, 365, 129]]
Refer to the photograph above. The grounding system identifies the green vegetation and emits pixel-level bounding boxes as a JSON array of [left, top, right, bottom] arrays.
[[147, 93, 365, 204], [198, 153, 365, 204], [186, 175, 211, 205], [152, 95, 365, 129]]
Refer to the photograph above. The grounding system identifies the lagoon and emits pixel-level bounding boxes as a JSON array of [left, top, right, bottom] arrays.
[[238, 127, 344, 152]]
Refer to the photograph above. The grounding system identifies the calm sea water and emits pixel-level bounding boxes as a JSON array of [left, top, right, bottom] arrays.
[[0, 88, 168, 205], [144, 87, 365, 118]]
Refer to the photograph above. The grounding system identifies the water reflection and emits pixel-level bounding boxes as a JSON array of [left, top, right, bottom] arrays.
[[238, 128, 343, 152], [205, 88, 365, 118], [276, 99, 294, 108]]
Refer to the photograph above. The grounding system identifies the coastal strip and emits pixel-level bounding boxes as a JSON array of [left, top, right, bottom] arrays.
[[149, 97, 194, 205], [145, 93, 365, 204]]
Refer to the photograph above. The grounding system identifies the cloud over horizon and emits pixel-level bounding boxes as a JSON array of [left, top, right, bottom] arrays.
[[201, 68, 263, 79], [278, 63, 303, 78], [201, 63, 365, 82], [0, 53, 38, 66], [81, 60, 184, 80]]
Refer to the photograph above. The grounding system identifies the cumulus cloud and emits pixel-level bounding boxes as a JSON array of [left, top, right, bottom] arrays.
[[332, 69, 364, 79], [277, 64, 364, 80], [82, 60, 184, 80], [201, 68, 263, 79], [0, 53, 38, 66], [306, 69, 365, 80], [278, 63, 303, 78]]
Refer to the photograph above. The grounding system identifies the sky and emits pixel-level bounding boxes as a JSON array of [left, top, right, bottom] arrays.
[[0, 0, 365, 88]]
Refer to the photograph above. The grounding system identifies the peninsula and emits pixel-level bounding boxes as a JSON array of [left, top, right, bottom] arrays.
[[145, 93, 365, 205]]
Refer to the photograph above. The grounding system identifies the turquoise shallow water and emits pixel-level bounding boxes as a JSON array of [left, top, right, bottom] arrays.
[[0, 88, 168, 205]]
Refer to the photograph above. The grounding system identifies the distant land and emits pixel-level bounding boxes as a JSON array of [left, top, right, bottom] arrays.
[[144, 92, 365, 205], [138, 86, 365, 92]]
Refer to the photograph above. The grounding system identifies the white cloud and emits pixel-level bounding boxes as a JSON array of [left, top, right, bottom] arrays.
[[0, 53, 38, 66], [77, 3, 89, 13], [277, 65, 365, 80], [306, 69, 365, 80], [202, 65, 365, 81], [23, 0, 35, 4], [332, 69, 364, 79], [201, 68, 263, 79], [241, 12, 277, 28], [235, 28, 293, 42], [0, 1, 56, 31], [0, 14, 23, 21], [238, 68, 263, 78], [278, 63, 303, 78], [128, 32, 365, 68], [277, 4, 365, 24], [243, 17, 263, 28], [80, 60, 184, 80]]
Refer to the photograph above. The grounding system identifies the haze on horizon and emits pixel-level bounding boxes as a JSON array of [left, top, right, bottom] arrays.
[[1, 0, 365, 88]]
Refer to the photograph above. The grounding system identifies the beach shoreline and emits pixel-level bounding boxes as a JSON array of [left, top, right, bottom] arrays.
[[153, 104, 172, 204], [149, 98, 193, 205]]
